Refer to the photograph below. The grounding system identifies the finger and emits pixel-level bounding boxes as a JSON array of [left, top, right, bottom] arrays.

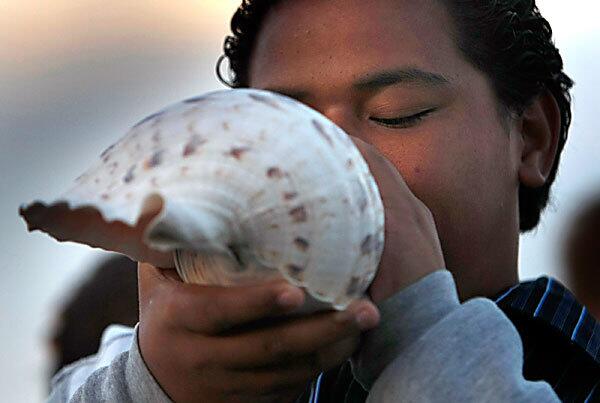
[[138, 263, 190, 322], [207, 336, 357, 396], [215, 299, 379, 369], [230, 386, 308, 403], [139, 262, 306, 333], [253, 388, 309, 403]]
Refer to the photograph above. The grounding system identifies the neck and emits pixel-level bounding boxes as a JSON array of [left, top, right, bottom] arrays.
[[446, 231, 520, 302]]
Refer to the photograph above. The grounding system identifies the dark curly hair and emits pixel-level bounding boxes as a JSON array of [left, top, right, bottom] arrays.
[[217, 0, 574, 232]]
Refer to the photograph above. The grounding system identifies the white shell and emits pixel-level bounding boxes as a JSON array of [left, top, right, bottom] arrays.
[[20, 89, 385, 309]]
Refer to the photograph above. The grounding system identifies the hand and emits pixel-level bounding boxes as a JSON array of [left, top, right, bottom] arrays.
[[352, 138, 446, 303], [137, 262, 380, 403]]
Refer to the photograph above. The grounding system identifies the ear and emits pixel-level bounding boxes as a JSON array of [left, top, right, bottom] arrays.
[[518, 91, 561, 188]]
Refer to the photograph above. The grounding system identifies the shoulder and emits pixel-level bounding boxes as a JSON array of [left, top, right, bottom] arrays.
[[495, 277, 600, 401]]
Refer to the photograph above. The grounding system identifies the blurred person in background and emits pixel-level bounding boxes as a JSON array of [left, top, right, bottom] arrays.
[[47, 0, 600, 402], [563, 194, 600, 319], [47, 255, 138, 384]]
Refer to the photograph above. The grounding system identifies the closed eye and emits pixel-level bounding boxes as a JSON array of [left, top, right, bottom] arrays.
[[370, 108, 435, 128]]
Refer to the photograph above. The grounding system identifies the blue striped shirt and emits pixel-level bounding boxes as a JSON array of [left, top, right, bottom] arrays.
[[298, 277, 600, 403]]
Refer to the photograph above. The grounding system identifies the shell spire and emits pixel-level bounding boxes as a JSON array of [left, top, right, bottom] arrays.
[[20, 89, 385, 309]]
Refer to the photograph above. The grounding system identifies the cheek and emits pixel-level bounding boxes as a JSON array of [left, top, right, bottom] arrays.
[[371, 119, 515, 238]]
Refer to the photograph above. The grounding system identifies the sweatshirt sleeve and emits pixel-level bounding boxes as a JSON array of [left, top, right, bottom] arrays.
[[47, 324, 172, 403], [351, 270, 560, 402]]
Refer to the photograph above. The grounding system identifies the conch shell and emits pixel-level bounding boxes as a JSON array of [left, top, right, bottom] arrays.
[[20, 89, 385, 309]]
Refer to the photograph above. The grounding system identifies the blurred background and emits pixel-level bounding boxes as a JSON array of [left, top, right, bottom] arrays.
[[0, 1, 598, 400]]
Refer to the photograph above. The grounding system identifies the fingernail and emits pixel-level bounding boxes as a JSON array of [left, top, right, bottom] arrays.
[[355, 309, 378, 329], [277, 288, 302, 309]]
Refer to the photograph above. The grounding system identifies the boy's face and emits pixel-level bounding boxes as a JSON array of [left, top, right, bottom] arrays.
[[248, 0, 523, 295]]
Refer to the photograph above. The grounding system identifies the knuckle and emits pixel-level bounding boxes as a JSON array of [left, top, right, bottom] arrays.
[[165, 334, 205, 369], [254, 374, 306, 399], [228, 373, 291, 400], [188, 348, 214, 370], [342, 335, 360, 354], [261, 337, 292, 362], [178, 336, 216, 370], [255, 378, 286, 396], [317, 337, 358, 370], [266, 286, 283, 308], [255, 394, 285, 403], [201, 297, 235, 333], [257, 282, 287, 313], [160, 291, 181, 323], [305, 352, 322, 374]]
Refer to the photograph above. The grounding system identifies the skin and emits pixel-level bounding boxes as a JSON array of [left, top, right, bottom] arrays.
[[249, 0, 559, 300], [138, 0, 560, 401]]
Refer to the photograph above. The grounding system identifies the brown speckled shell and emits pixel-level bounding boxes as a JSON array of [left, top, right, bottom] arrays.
[[20, 89, 385, 309]]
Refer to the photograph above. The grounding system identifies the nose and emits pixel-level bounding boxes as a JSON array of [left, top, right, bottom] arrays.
[[318, 104, 363, 141]]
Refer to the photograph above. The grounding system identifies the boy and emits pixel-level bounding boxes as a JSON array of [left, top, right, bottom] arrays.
[[49, 1, 600, 401]]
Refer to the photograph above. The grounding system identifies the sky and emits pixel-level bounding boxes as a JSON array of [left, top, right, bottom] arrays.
[[0, 1, 598, 401]]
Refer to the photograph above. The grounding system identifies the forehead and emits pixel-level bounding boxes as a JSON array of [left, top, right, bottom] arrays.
[[249, 0, 465, 89]]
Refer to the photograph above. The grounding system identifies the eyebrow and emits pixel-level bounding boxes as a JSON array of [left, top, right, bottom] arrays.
[[353, 68, 450, 91], [264, 68, 450, 101]]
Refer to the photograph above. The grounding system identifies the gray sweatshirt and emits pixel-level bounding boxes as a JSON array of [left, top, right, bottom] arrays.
[[47, 271, 560, 402]]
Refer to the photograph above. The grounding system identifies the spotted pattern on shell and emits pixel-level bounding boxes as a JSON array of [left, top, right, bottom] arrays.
[[346, 276, 361, 296], [227, 146, 251, 160], [360, 234, 374, 255], [123, 165, 136, 184], [352, 179, 369, 213], [289, 205, 308, 223], [267, 167, 284, 178], [283, 192, 298, 201], [293, 237, 310, 251], [374, 232, 385, 253], [286, 264, 305, 278], [20, 88, 385, 311], [184, 95, 208, 104], [183, 107, 201, 118], [248, 93, 282, 110], [186, 121, 200, 135], [133, 111, 163, 129], [108, 162, 119, 174], [248, 189, 266, 203], [145, 151, 164, 169], [182, 136, 207, 157], [312, 119, 333, 146], [100, 143, 116, 159], [359, 198, 368, 213], [332, 125, 355, 147]]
